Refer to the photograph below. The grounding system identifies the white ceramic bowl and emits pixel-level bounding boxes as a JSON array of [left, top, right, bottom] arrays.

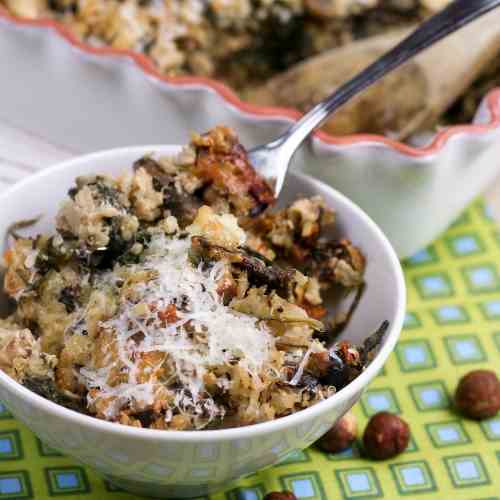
[[0, 9, 500, 258], [0, 146, 405, 498]]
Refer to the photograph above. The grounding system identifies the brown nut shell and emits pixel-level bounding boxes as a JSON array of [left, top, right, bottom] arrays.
[[455, 370, 500, 420], [362, 412, 410, 460], [317, 411, 358, 453], [263, 492, 297, 500]]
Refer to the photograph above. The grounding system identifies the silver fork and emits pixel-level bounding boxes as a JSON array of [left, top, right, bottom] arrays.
[[249, 0, 500, 196]]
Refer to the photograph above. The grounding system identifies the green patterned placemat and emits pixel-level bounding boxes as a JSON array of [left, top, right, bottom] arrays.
[[1, 198, 500, 500]]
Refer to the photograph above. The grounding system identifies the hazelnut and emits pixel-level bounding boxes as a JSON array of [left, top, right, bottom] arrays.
[[362, 412, 410, 460], [263, 492, 297, 500], [317, 411, 358, 453], [454, 370, 500, 420]]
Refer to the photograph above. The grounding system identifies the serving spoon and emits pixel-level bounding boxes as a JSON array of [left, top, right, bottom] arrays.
[[245, 10, 500, 141], [249, 0, 500, 196]]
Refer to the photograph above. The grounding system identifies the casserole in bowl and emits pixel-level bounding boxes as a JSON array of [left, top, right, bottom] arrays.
[[0, 143, 405, 498]]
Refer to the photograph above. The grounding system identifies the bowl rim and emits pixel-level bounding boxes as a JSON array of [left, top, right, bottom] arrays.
[[0, 145, 406, 443], [1, 7, 500, 159]]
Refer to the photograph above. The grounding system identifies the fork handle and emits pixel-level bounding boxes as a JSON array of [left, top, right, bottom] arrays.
[[278, 0, 500, 153]]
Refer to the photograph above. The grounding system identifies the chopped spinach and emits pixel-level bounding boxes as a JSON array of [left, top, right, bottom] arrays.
[[23, 377, 87, 414], [58, 286, 80, 313]]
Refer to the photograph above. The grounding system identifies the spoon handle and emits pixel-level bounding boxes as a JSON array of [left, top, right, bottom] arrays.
[[276, 0, 500, 154]]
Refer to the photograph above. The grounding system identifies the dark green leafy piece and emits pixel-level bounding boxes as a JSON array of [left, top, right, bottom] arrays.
[[359, 319, 389, 365], [190, 236, 295, 297], [7, 216, 42, 241], [58, 286, 80, 313], [23, 377, 87, 414]]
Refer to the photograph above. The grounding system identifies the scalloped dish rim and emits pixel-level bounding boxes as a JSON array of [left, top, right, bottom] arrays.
[[1, 6, 500, 158]]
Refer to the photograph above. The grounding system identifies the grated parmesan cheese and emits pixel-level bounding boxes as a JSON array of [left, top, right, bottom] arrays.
[[79, 231, 273, 424]]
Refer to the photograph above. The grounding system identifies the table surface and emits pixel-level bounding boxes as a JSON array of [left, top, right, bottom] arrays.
[[1, 120, 500, 500]]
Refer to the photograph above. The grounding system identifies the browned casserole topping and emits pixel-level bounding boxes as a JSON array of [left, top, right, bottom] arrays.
[[0, 127, 386, 430], [3, 1, 492, 129], [0, 0, 447, 89]]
